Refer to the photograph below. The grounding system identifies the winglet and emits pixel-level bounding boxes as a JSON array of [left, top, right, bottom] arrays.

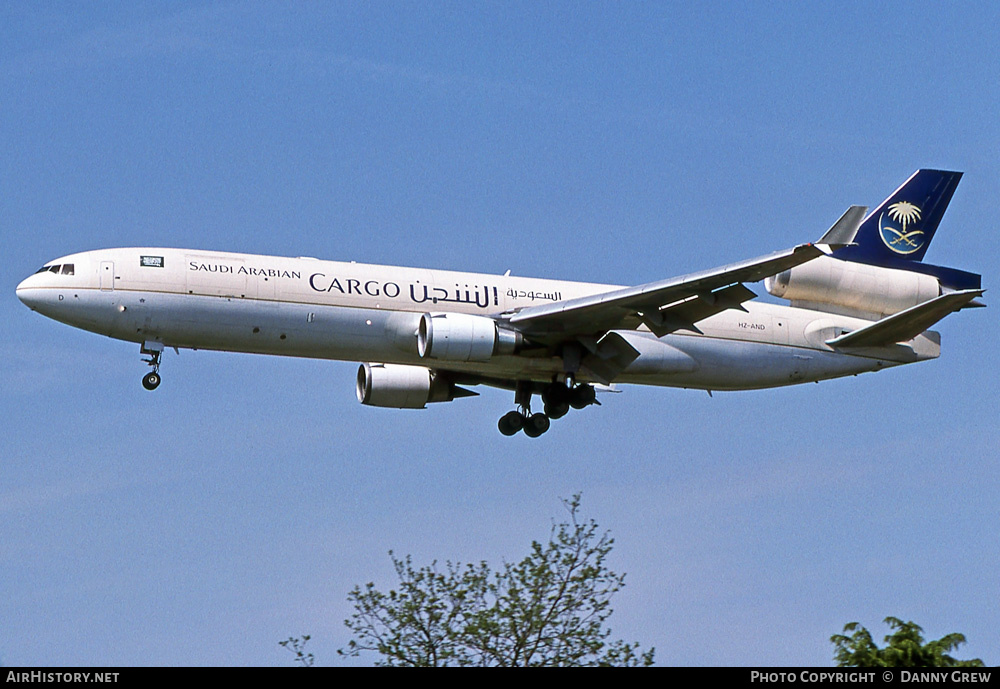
[[816, 205, 867, 253]]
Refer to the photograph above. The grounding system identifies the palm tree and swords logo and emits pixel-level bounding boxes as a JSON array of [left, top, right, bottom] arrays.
[[879, 200, 924, 254]]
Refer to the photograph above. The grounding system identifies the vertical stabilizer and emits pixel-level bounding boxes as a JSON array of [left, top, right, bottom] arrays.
[[835, 169, 962, 265]]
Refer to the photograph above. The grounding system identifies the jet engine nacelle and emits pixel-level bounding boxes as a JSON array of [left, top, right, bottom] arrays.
[[417, 312, 522, 362], [356, 362, 469, 409], [765, 255, 940, 318]]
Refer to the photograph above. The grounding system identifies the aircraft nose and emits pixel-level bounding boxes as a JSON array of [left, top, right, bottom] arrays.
[[16, 274, 47, 311]]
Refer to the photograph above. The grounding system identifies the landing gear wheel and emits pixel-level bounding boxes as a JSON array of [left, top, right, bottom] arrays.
[[498, 410, 525, 436], [542, 383, 569, 406], [522, 413, 550, 438], [544, 400, 570, 419], [142, 371, 161, 391], [570, 384, 596, 409]]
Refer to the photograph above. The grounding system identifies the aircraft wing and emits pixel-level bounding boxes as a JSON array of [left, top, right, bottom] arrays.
[[506, 208, 864, 340], [507, 242, 835, 340]]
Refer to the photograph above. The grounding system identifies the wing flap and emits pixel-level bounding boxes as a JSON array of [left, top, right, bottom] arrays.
[[578, 332, 642, 384], [639, 283, 756, 337], [826, 289, 984, 348]]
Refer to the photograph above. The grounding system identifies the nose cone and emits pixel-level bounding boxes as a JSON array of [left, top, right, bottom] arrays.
[[16, 275, 36, 307], [16, 274, 50, 311]]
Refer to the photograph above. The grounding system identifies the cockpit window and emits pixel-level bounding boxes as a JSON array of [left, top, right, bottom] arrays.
[[33, 264, 75, 275]]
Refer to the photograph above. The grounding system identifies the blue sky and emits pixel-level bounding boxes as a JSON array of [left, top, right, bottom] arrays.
[[2, 1, 997, 666]]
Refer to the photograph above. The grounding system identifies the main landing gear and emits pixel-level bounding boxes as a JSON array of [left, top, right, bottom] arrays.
[[140, 341, 163, 391], [498, 409, 550, 437], [497, 379, 598, 437]]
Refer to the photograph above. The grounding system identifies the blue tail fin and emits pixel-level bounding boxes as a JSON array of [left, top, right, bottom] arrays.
[[834, 169, 980, 290], [838, 169, 962, 263]]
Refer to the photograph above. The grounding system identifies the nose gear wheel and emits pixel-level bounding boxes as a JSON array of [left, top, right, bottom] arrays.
[[140, 342, 164, 391]]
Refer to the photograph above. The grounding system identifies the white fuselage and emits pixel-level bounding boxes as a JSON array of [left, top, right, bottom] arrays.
[[16, 248, 939, 391]]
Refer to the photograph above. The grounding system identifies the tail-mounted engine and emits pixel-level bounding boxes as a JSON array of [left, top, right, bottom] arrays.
[[356, 362, 476, 409], [417, 312, 522, 362], [765, 255, 941, 319]]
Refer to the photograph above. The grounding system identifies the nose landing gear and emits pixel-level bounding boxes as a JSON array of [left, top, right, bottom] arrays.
[[140, 341, 163, 390]]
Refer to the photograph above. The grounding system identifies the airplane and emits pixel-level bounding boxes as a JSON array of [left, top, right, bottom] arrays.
[[16, 169, 984, 437]]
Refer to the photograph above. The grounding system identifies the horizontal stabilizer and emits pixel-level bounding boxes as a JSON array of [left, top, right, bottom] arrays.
[[818, 205, 867, 249], [826, 289, 983, 348]]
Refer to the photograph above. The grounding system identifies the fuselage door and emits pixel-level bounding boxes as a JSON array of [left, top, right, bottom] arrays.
[[100, 261, 115, 291]]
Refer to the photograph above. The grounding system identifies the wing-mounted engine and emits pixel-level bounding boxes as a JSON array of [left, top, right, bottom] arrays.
[[417, 312, 522, 362], [356, 362, 477, 409], [765, 255, 941, 319]]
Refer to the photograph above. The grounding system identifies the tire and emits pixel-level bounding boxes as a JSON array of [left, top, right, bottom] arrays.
[[569, 385, 595, 409], [542, 383, 569, 405], [498, 411, 525, 436], [544, 401, 569, 419], [522, 413, 550, 438]]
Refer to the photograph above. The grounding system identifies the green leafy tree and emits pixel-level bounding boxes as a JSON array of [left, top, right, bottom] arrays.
[[832, 617, 984, 667], [338, 495, 654, 666], [279, 635, 314, 667]]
